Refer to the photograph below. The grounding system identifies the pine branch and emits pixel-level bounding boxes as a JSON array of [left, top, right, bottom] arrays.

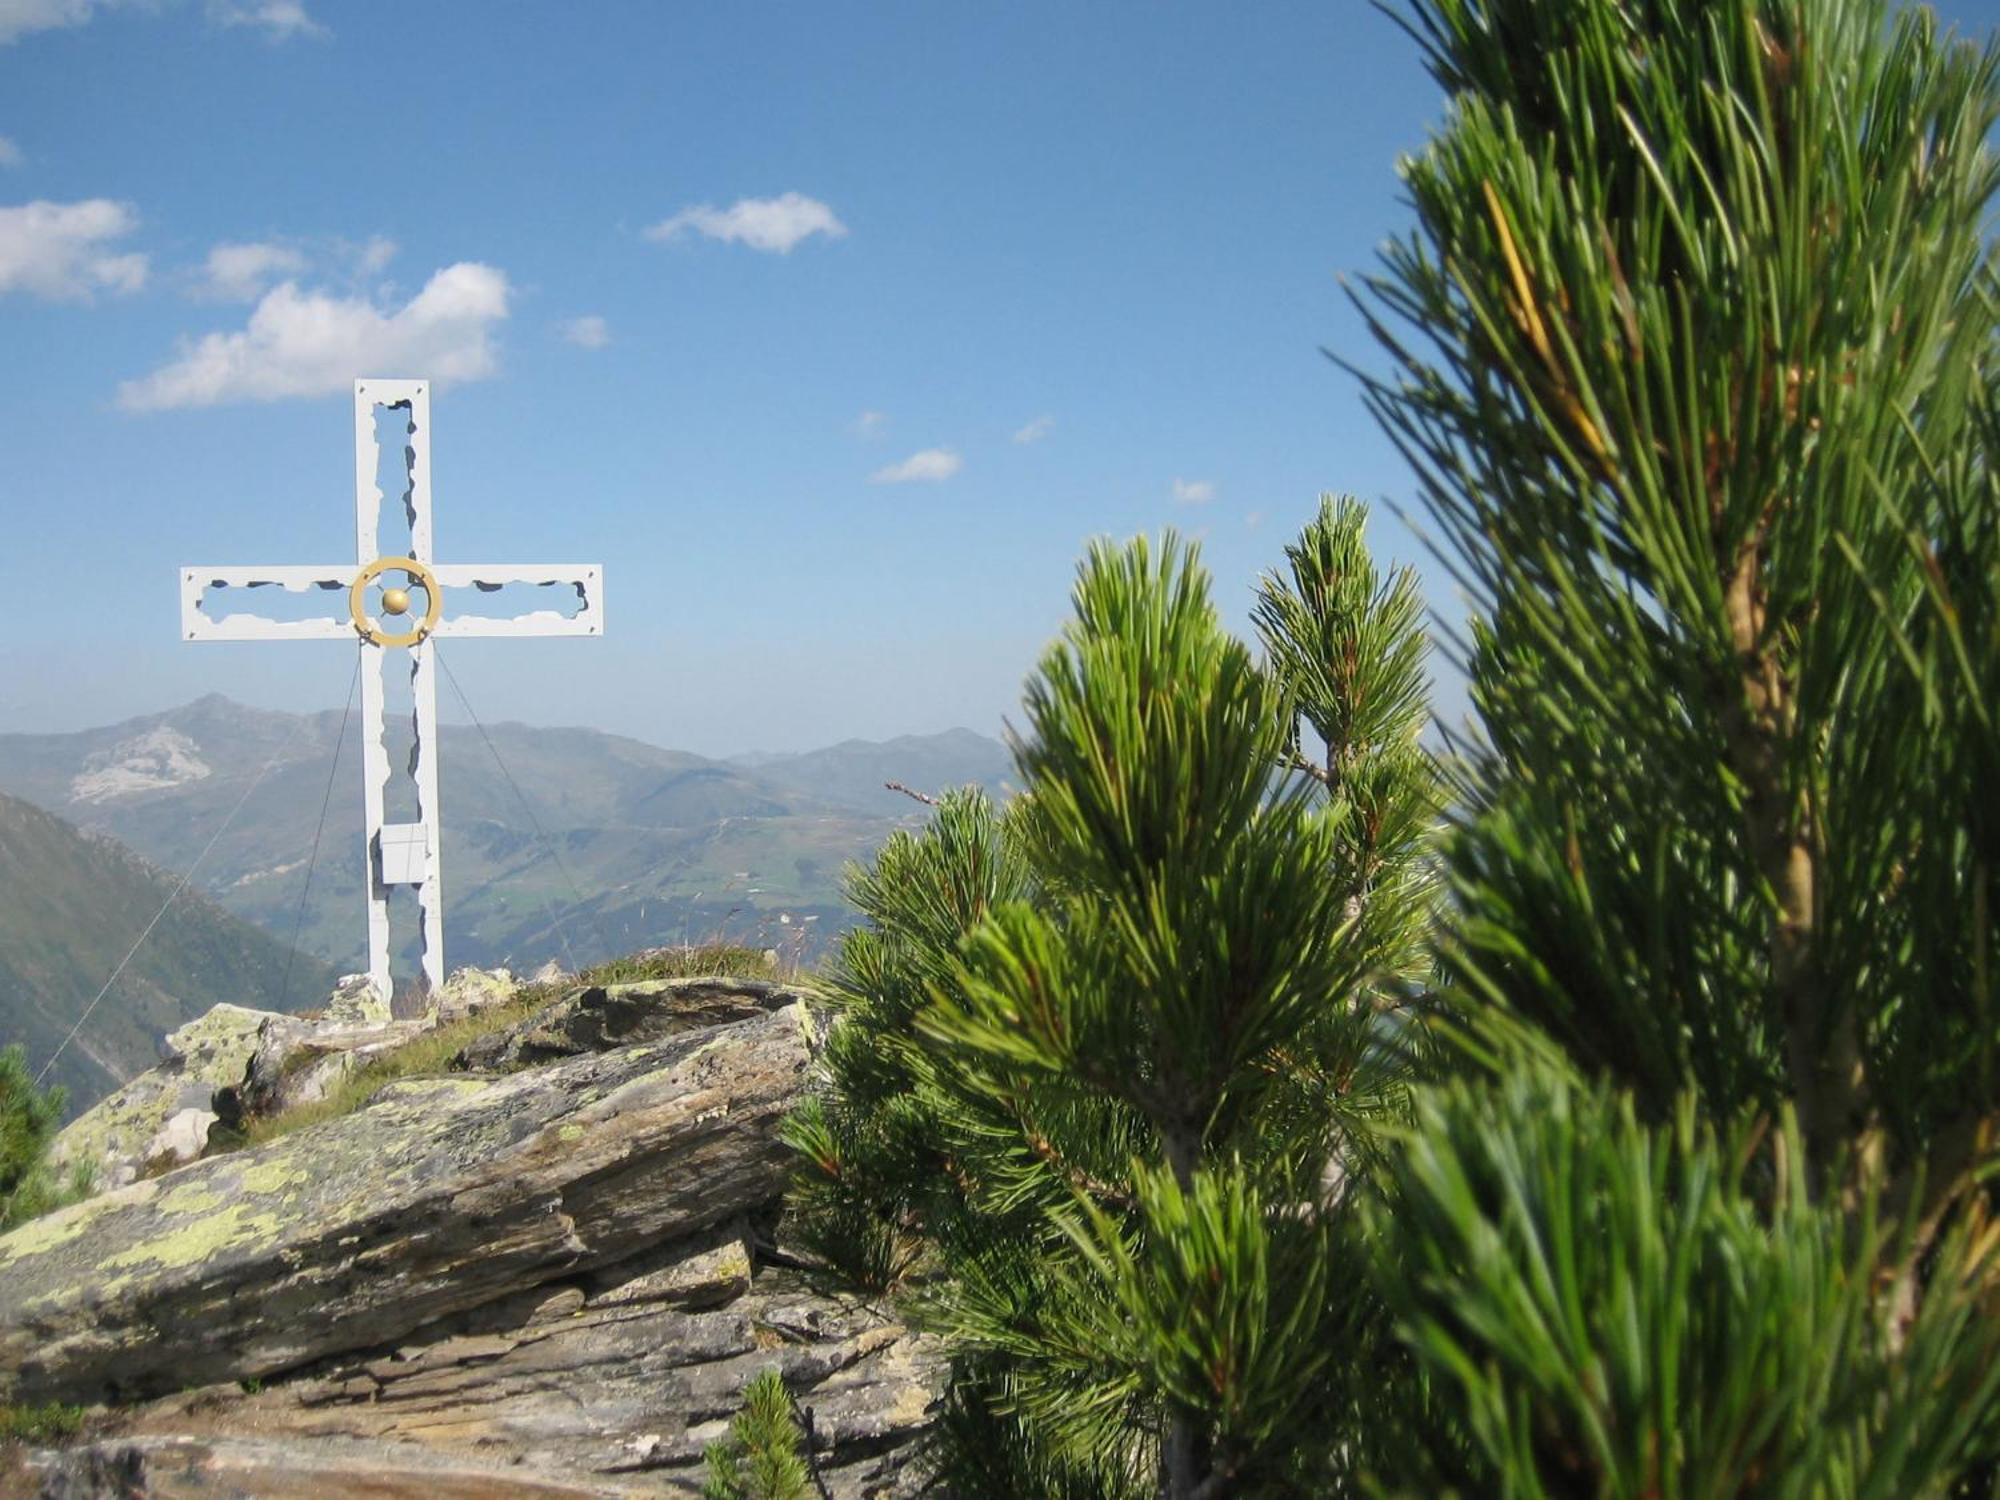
[[1021, 1126, 1136, 1213]]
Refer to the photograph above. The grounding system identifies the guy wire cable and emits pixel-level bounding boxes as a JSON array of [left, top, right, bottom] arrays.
[[278, 652, 362, 1012], [432, 642, 596, 976], [37, 703, 314, 1088]]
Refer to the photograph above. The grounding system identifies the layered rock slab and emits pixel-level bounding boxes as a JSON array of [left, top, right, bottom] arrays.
[[0, 1003, 813, 1405], [29, 1435, 656, 1499], [457, 976, 798, 1071], [46, 1226, 940, 1496]]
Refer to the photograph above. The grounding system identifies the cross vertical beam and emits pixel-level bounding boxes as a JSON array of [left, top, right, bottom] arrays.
[[355, 380, 444, 998]]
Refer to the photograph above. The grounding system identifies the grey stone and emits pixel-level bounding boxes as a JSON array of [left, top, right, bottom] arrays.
[[28, 1435, 657, 1498], [324, 972, 390, 1025], [139, 1108, 215, 1172], [428, 965, 517, 1024], [582, 1219, 753, 1310], [73, 1250, 939, 1497], [214, 1012, 434, 1128], [457, 977, 798, 1073]]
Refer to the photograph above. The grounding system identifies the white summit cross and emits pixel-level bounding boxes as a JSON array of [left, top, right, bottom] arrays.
[[179, 378, 604, 1000]]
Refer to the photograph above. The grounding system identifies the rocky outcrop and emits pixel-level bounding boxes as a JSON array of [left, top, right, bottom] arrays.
[[457, 977, 797, 1072], [323, 972, 391, 1025], [207, 965, 522, 1132], [48, 1005, 284, 1190], [0, 1004, 814, 1404], [213, 1012, 430, 1127], [3, 981, 942, 1497], [427, 964, 517, 1024], [31, 1436, 658, 1498]]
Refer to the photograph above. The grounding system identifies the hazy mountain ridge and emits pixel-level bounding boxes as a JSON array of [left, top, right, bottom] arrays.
[[0, 696, 1011, 983], [732, 726, 1015, 812], [0, 791, 335, 1115]]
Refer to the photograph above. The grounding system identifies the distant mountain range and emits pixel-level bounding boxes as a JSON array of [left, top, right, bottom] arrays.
[[0, 790, 335, 1114], [729, 728, 1015, 812], [0, 696, 1012, 995]]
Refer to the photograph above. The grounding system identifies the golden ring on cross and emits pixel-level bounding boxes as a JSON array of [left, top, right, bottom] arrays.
[[349, 556, 442, 648]]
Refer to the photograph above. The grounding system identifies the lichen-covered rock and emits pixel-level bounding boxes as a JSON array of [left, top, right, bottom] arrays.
[[213, 1012, 436, 1129], [63, 1224, 942, 1497], [48, 1004, 284, 1192], [428, 965, 517, 1024], [4, 983, 945, 1495], [0, 1002, 814, 1405], [456, 977, 797, 1073], [210, 1011, 310, 1128], [323, 972, 390, 1025]]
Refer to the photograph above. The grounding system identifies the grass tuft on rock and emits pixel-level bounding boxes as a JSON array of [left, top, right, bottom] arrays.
[[0, 1402, 84, 1444], [234, 1001, 545, 1148], [229, 944, 791, 1150]]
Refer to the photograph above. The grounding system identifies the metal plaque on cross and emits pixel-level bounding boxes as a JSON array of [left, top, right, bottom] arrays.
[[178, 378, 604, 1001]]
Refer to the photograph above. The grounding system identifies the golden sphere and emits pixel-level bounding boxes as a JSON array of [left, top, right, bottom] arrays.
[[380, 586, 412, 616]]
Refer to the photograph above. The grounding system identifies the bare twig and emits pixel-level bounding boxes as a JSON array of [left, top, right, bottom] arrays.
[[885, 781, 939, 806], [1284, 753, 1335, 787], [797, 1403, 837, 1500], [1023, 1128, 1137, 1212]]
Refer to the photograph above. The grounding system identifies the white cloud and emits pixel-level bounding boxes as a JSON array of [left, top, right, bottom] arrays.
[[559, 314, 609, 349], [0, 198, 146, 300], [198, 236, 398, 300], [854, 409, 886, 436], [1013, 414, 1054, 445], [0, 136, 21, 167], [354, 234, 396, 274], [209, 0, 326, 40], [1172, 477, 1216, 505], [1245, 509, 1265, 530], [119, 261, 510, 411], [645, 192, 846, 254], [0, 0, 325, 44], [199, 240, 307, 300], [0, 0, 97, 45], [872, 447, 962, 484]]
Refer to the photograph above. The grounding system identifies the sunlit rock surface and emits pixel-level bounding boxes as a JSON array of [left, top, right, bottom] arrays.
[[4, 981, 941, 1497]]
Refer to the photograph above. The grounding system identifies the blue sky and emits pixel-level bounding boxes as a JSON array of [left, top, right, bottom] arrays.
[[4, 0, 1996, 756]]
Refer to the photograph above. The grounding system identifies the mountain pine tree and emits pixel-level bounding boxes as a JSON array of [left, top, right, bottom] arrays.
[[1346, 0, 2000, 1489], [788, 502, 1437, 1496], [783, 0, 2000, 1491], [0, 1044, 72, 1232], [701, 1368, 815, 1500]]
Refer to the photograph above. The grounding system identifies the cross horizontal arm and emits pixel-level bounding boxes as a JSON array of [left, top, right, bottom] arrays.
[[429, 564, 604, 638], [179, 565, 356, 642]]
